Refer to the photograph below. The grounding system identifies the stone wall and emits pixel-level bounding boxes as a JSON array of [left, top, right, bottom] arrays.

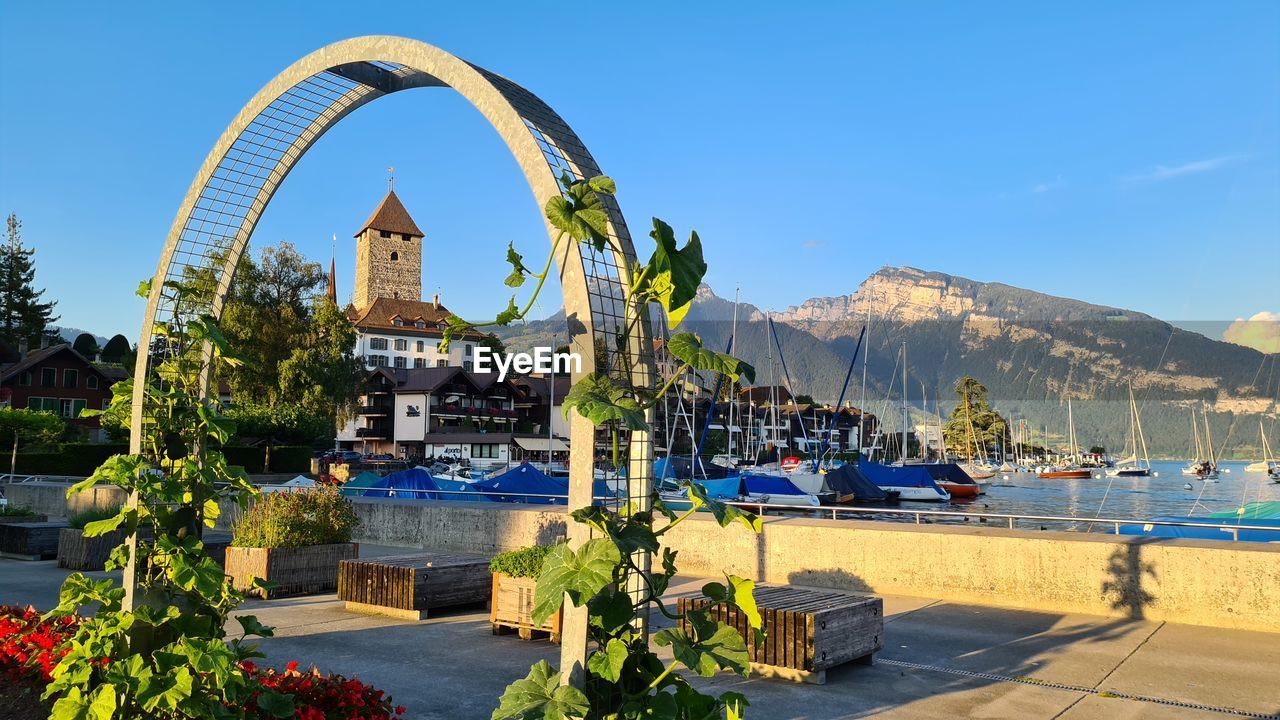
[[5, 482, 126, 518], [12, 484, 1278, 633]]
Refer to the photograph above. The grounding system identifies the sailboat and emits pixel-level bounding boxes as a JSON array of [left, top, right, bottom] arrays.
[[1244, 421, 1279, 480], [1181, 408, 1208, 477], [1040, 398, 1092, 479], [1187, 407, 1218, 479], [1106, 382, 1152, 478]]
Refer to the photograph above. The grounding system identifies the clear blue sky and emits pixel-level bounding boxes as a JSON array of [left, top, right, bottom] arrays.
[[1, 1, 1276, 341]]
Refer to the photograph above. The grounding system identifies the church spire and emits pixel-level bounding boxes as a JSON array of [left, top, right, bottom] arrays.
[[326, 233, 337, 304]]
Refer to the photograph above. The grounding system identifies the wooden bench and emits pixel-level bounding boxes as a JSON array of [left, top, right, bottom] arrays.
[[678, 586, 882, 685], [0, 521, 70, 560], [338, 553, 491, 621]]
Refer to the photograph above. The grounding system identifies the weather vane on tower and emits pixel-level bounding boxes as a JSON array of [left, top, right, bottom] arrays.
[[387, 166, 395, 192]]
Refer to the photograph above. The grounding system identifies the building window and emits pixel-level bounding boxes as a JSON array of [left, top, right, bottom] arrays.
[[392, 318, 403, 327], [18, 371, 30, 386], [380, 230, 391, 238], [394, 356, 406, 369], [87, 375, 99, 389], [394, 339, 407, 351], [415, 340, 425, 352], [370, 338, 388, 350], [471, 443, 500, 459], [464, 344, 473, 356], [436, 359, 446, 367], [463, 361, 473, 372], [415, 320, 425, 329], [63, 369, 78, 388], [27, 397, 56, 412], [390, 251, 399, 262], [40, 368, 56, 387], [414, 358, 425, 369], [368, 354, 389, 368], [58, 399, 87, 418]]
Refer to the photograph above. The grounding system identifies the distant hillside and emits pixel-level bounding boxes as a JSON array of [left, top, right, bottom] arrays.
[[496, 267, 1278, 458]]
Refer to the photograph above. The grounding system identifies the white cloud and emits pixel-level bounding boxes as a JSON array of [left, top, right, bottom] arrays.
[[1223, 311, 1280, 353], [801, 239, 823, 250], [1124, 155, 1245, 183], [1032, 175, 1066, 193]]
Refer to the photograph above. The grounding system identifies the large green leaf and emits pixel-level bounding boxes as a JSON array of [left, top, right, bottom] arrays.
[[560, 373, 647, 431], [639, 219, 707, 328], [492, 660, 590, 720], [665, 333, 756, 384], [702, 575, 764, 643], [544, 174, 615, 251], [495, 297, 521, 326], [653, 610, 749, 678], [586, 638, 629, 683], [532, 538, 621, 625], [81, 508, 134, 538]]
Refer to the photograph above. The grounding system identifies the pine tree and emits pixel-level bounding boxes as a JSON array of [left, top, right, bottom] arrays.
[[0, 214, 59, 350]]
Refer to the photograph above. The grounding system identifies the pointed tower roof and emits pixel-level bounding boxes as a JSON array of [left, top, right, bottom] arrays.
[[326, 256, 337, 304], [354, 190, 423, 238]]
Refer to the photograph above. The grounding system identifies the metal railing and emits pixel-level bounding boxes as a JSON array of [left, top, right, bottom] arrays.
[[717, 501, 1280, 542], [267, 484, 1279, 542]]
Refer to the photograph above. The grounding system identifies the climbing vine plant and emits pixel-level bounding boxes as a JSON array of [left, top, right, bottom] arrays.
[[447, 176, 766, 719], [42, 280, 293, 719]]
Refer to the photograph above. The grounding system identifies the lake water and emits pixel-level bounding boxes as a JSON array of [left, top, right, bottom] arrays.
[[853, 461, 1280, 531]]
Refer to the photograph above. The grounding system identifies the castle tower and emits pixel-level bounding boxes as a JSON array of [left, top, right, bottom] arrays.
[[353, 189, 423, 309]]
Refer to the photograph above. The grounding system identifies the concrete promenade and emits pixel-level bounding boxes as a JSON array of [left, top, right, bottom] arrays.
[[4, 547, 1277, 720]]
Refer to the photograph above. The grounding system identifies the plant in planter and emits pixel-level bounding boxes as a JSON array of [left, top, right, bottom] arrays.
[[57, 505, 126, 570], [0, 505, 46, 524], [489, 544, 561, 641], [441, 174, 763, 718], [227, 486, 361, 597]]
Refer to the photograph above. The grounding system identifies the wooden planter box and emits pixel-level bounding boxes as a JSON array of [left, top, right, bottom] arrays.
[[0, 513, 48, 525], [0, 521, 69, 560], [678, 586, 882, 685], [226, 543, 359, 598], [490, 573, 562, 642], [338, 553, 491, 621], [57, 528, 126, 570]]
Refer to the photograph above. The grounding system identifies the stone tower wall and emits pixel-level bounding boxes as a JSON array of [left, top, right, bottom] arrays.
[[354, 229, 422, 308]]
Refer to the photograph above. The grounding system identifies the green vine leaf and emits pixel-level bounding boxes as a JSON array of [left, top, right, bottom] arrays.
[[81, 508, 134, 538], [702, 575, 764, 644], [544, 173, 614, 251], [560, 373, 647, 430], [505, 242, 529, 288], [666, 332, 756, 384], [495, 297, 521, 326], [439, 315, 474, 353], [586, 638, 630, 683], [637, 219, 707, 328], [532, 538, 622, 625], [685, 482, 763, 532], [492, 660, 589, 720], [653, 610, 749, 678]]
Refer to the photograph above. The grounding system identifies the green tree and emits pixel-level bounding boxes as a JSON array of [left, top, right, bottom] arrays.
[[276, 299, 365, 420], [943, 377, 1009, 459], [0, 406, 66, 449], [0, 213, 59, 349], [72, 332, 100, 358], [793, 394, 815, 405], [101, 333, 131, 363]]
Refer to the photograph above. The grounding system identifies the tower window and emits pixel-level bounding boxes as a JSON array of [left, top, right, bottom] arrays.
[[390, 251, 398, 262], [380, 230, 391, 238]]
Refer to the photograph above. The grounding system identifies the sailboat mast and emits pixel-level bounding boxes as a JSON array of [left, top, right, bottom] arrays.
[[1133, 386, 1150, 470], [1203, 409, 1216, 468], [900, 343, 908, 463], [1067, 398, 1077, 463], [766, 311, 777, 448], [729, 287, 739, 466], [859, 299, 871, 457], [1127, 382, 1138, 466]]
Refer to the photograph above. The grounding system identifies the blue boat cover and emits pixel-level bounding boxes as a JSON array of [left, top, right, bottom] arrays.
[[1115, 516, 1280, 543], [922, 463, 978, 485], [431, 476, 491, 502], [473, 464, 616, 505], [654, 457, 735, 480], [361, 468, 440, 499], [822, 464, 888, 501], [740, 474, 808, 497], [858, 461, 946, 491], [339, 471, 385, 496]]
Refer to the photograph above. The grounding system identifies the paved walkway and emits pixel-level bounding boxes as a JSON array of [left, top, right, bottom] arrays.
[[3, 547, 1277, 720]]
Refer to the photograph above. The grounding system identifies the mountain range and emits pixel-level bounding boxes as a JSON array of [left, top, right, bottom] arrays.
[[496, 267, 1278, 458]]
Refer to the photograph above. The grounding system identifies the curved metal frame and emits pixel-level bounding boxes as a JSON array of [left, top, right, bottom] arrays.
[[131, 36, 654, 679]]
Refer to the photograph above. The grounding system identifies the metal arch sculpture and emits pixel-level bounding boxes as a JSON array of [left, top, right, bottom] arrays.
[[130, 36, 654, 680]]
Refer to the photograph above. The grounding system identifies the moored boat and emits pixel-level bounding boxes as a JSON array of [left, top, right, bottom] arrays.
[[859, 460, 950, 502], [921, 463, 983, 498], [1039, 467, 1092, 479]]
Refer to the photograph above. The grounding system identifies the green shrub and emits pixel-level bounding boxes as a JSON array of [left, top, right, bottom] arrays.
[[489, 544, 556, 579], [12, 443, 128, 476], [68, 505, 124, 530], [0, 504, 38, 517], [231, 487, 359, 548]]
